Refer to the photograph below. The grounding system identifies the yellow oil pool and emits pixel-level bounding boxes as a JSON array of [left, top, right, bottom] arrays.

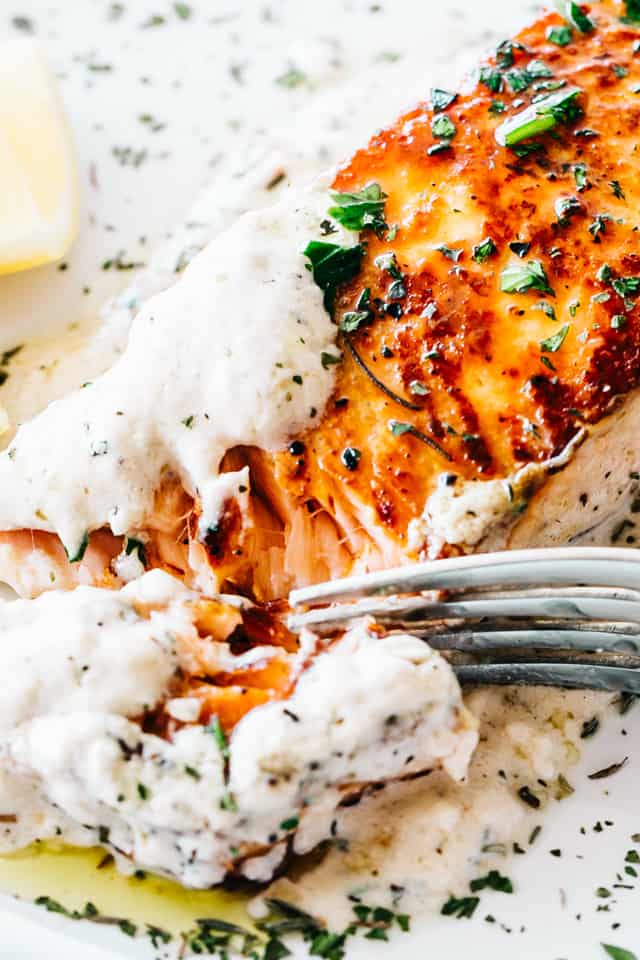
[[0, 844, 251, 940]]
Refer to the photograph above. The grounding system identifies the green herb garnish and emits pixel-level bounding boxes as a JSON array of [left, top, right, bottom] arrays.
[[573, 162, 589, 191], [612, 276, 640, 298], [495, 86, 583, 146], [432, 113, 456, 140], [472, 237, 497, 262], [303, 240, 364, 312], [328, 182, 387, 236], [441, 896, 480, 919], [555, 195, 582, 224], [280, 817, 299, 831], [555, 0, 595, 33], [541, 324, 570, 353], [321, 351, 342, 369], [431, 88, 458, 111], [602, 946, 638, 960], [66, 531, 89, 565], [547, 24, 573, 45], [622, 0, 640, 22], [479, 66, 503, 92], [436, 244, 463, 262], [470, 870, 514, 894], [208, 716, 230, 760], [500, 259, 555, 296]]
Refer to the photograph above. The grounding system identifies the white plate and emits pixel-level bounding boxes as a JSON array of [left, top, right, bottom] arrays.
[[1, 1, 639, 958]]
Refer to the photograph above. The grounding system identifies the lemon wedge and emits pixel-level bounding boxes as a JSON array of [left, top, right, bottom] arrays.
[[0, 38, 78, 275]]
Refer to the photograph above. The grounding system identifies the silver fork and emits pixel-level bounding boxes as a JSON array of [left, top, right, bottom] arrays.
[[288, 547, 640, 694]]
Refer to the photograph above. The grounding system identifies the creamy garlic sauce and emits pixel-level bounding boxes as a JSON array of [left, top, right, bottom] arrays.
[[0, 0, 629, 947], [0, 182, 355, 556], [0, 571, 476, 888], [409, 431, 586, 557]]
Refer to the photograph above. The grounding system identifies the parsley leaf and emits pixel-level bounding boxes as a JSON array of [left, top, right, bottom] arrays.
[[303, 241, 364, 312], [574, 162, 589, 191], [328, 183, 387, 236], [441, 896, 480, 919], [437, 244, 463, 262], [500, 259, 555, 296], [621, 0, 640, 23], [432, 113, 456, 139], [541, 324, 570, 353], [479, 66, 503, 92], [472, 237, 497, 262], [602, 946, 638, 960], [470, 870, 514, 894], [547, 24, 573, 45], [431, 88, 458, 111], [495, 87, 583, 147], [555, 0, 595, 33]]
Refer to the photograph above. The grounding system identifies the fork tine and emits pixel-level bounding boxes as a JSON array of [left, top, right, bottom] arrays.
[[423, 627, 640, 654], [289, 547, 640, 607], [287, 588, 640, 632], [455, 661, 640, 693]]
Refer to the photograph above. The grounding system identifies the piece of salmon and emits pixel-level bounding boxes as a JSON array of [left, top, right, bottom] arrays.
[[0, 0, 639, 601]]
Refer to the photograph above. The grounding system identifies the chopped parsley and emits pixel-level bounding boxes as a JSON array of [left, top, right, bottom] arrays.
[[276, 66, 306, 88], [495, 86, 583, 147], [610, 180, 626, 200], [279, 816, 299, 831], [472, 237, 497, 262], [622, 0, 640, 22], [431, 87, 458, 111], [303, 240, 364, 313], [125, 536, 146, 565], [65, 531, 89, 565], [541, 324, 570, 353], [479, 66, 503, 93], [533, 300, 557, 321], [340, 310, 370, 333], [547, 24, 573, 45], [588, 214, 612, 243], [328, 183, 387, 236], [555, 195, 582, 224], [612, 276, 640, 298], [581, 716, 600, 738], [432, 113, 456, 144], [208, 716, 237, 811], [574, 162, 589, 191], [321, 351, 342, 369], [555, 0, 595, 33], [470, 870, 514, 894], [388, 420, 451, 461], [436, 244, 463, 262], [375, 251, 403, 279], [500, 259, 554, 296], [208, 716, 230, 760], [441, 896, 480, 919], [602, 947, 638, 960]]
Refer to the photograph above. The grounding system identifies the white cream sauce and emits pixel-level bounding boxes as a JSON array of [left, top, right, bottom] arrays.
[[0, 181, 354, 556], [0, 571, 476, 888]]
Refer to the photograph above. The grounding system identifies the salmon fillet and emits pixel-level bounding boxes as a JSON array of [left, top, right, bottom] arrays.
[[0, 0, 639, 600]]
